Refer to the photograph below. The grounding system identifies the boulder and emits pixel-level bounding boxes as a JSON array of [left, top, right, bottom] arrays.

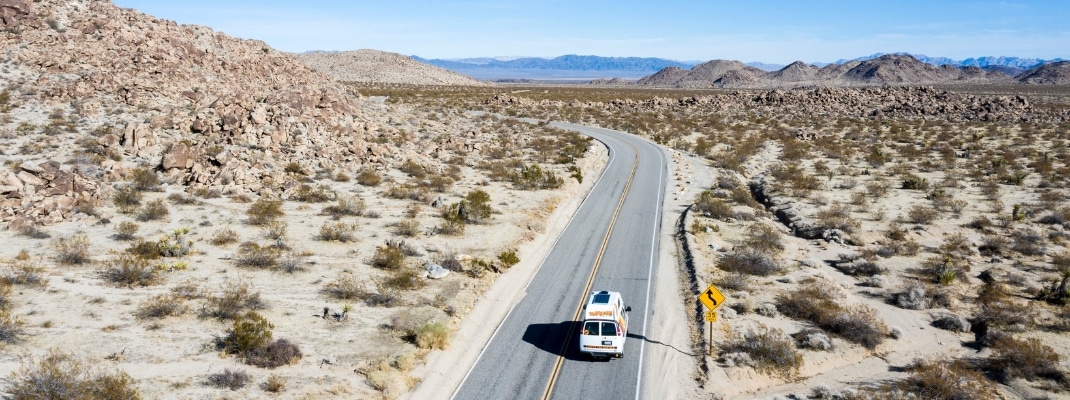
[[424, 261, 450, 279]]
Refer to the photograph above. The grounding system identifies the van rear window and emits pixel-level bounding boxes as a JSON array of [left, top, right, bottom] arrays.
[[583, 321, 619, 336]]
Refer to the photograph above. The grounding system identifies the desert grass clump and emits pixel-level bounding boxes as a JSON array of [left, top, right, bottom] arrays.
[[382, 267, 426, 291], [6, 349, 142, 399], [136, 198, 169, 221], [204, 281, 265, 320], [816, 203, 861, 233], [114, 221, 139, 240], [53, 234, 91, 265], [317, 221, 357, 242], [207, 368, 249, 390], [136, 294, 188, 319], [867, 359, 998, 400], [323, 195, 366, 217], [246, 196, 284, 226], [101, 253, 159, 287], [720, 323, 802, 379], [415, 322, 451, 350], [167, 192, 198, 205]]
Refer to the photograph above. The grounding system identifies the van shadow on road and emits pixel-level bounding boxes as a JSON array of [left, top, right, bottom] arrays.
[[627, 332, 695, 357], [522, 321, 589, 361]]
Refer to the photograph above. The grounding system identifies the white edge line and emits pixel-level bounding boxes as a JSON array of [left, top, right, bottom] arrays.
[[450, 126, 617, 400], [635, 140, 667, 400]]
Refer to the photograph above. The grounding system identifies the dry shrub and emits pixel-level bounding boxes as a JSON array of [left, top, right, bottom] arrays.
[[323, 195, 366, 217], [114, 221, 139, 240], [989, 336, 1068, 385], [246, 196, 284, 226], [263, 374, 287, 393], [356, 168, 382, 186], [248, 338, 303, 369], [136, 294, 187, 320], [906, 204, 940, 225], [872, 359, 998, 400], [204, 281, 265, 320], [381, 268, 426, 291], [130, 167, 159, 191], [498, 250, 520, 269], [289, 183, 335, 203], [395, 218, 420, 237], [4, 259, 47, 287], [777, 279, 887, 349], [694, 190, 734, 220], [816, 203, 861, 233], [415, 322, 451, 350], [317, 221, 356, 242], [895, 281, 929, 310], [371, 245, 406, 270], [234, 242, 281, 269], [323, 275, 364, 301], [136, 198, 169, 221], [53, 235, 91, 265], [167, 192, 198, 205], [743, 224, 784, 255], [209, 227, 239, 246], [112, 185, 142, 214], [718, 251, 781, 276], [720, 323, 802, 378], [6, 349, 141, 399], [207, 368, 249, 391], [101, 253, 159, 287]]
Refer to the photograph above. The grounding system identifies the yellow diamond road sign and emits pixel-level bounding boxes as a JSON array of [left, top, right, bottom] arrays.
[[699, 284, 726, 311]]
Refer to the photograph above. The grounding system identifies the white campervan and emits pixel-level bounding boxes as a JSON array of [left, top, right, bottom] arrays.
[[578, 290, 631, 360]]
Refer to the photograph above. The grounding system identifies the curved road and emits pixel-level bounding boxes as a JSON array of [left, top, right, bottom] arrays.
[[453, 123, 667, 400]]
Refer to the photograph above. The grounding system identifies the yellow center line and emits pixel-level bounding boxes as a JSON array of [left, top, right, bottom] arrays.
[[541, 151, 640, 400]]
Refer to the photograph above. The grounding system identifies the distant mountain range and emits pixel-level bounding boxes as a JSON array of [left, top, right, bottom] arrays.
[[410, 53, 1067, 82]]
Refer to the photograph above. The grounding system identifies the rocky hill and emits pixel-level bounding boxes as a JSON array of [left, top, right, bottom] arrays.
[[297, 49, 487, 85], [634, 54, 1050, 88], [1017, 61, 1070, 85]]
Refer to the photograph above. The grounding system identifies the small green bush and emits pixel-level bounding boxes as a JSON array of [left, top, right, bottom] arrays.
[[902, 174, 930, 190], [381, 268, 425, 291], [223, 311, 273, 356], [694, 190, 734, 220], [498, 250, 520, 268], [439, 202, 467, 235], [246, 197, 284, 226], [465, 190, 493, 222]]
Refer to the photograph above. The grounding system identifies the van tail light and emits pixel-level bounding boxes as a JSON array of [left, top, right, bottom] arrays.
[[616, 325, 622, 337]]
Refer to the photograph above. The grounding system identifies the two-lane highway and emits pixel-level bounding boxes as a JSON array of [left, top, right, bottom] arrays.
[[453, 123, 666, 400]]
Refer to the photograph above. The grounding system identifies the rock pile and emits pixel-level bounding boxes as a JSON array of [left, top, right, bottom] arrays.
[[1, 160, 101, 228]]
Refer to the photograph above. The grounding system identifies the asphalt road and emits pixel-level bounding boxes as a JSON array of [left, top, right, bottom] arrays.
[[453, 123, 667, 400]]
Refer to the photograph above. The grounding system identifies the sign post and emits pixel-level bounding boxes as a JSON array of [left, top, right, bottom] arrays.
[[697, 284, 726, 356]]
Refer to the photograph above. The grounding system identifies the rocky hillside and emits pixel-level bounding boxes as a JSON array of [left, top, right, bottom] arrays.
[[1017, 61, 1070, 85], [297, 49, 488, 86], [634, 54, 1057, 88]]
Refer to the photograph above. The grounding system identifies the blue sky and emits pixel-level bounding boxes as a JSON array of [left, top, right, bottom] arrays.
[[112, 1, 1069, 64]]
